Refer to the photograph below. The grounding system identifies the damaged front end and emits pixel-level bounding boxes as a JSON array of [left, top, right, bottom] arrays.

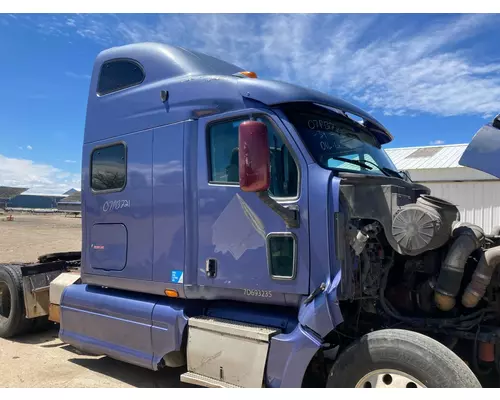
[[328, 116, 500, 374]]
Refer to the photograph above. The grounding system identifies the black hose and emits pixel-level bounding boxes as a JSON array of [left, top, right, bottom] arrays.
[[379, 263, 494, 329], [462, 245, 500, 308], [435, 222, 485, 311]]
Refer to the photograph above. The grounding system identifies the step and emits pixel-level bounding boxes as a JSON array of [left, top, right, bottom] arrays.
[[180, 372, 242, 388], [186, 316, 281, 388], [188, 316, 279, 341]]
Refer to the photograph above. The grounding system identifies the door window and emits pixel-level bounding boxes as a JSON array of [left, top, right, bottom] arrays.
[[267, 233, 297, 280], [208, 117, 299, 198]]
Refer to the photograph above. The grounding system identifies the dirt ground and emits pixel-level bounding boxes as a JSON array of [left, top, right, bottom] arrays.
[[0, 212, 189, 388], [0, 213, 81, 264]]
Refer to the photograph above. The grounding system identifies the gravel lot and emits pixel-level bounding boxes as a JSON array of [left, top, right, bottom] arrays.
[[0, 213, 189, 388]]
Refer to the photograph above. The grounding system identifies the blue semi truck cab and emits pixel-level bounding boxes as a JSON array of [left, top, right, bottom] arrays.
[[2, 42, 500, 388]]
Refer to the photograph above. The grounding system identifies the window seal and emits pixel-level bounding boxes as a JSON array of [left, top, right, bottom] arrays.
[[266, 232, 298, 281]]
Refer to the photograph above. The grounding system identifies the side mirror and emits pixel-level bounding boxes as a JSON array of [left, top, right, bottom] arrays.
[[238, 120, 270, 192]]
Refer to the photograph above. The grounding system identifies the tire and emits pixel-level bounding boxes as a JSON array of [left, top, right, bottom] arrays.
[[0, 264, 32, 338], [327, 329, 481, 388]]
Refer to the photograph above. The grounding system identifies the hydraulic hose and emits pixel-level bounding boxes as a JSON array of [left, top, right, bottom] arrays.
[[462, 245, 500, 308], [434, 222, 485, 311]]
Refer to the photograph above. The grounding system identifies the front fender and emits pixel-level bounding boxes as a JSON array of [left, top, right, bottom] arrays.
[[265, 274, 344, 388], [297, 271, 343, 337], [265, 324, 322, 388]]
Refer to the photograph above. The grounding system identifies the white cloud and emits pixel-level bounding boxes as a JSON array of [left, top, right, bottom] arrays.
[[26, 145, 33, 150], [0, 154, 81, 194], [65, 71, 91, 79], [64, 159, 76, 163], [7, 14, 500, 117], [429, 140, 445, 145]]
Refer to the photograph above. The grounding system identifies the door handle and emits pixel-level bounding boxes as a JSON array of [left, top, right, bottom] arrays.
[[206, 258, 217, 278]]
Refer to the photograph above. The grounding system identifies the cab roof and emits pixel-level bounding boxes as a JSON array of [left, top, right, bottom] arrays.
[[84, 42, 392, 145]]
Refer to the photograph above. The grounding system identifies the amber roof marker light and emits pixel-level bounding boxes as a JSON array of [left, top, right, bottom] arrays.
[[234, 71, 258, 79]]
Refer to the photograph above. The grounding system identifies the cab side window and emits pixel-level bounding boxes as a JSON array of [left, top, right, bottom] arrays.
[[208, 117, 299, 198], [91, 143, 127, 192], [97, 59, 145, 96]]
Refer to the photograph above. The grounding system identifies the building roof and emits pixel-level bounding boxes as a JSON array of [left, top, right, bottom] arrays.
[[0, 186, 28, 200], [385, 143, 468, 170], [64, 188, 79, 195], [59, 191, 81, 203]]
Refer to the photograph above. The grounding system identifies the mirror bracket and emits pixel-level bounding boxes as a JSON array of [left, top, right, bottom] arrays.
[[257, 191, 300, 228]]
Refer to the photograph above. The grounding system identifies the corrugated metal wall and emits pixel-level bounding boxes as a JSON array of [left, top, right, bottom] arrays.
[[423, 181, 500, 234]]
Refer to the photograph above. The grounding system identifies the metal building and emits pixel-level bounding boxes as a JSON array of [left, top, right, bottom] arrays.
[[7, 193, 66, 210], [385, 144, 500, 235], [0, 186, 28, 210], [57, 191, 81, 215]]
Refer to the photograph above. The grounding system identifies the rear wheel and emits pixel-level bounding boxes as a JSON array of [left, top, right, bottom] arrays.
[[0, 264, 32, 338], [0, 264, 51, 338], [327, 329, 481, 388]]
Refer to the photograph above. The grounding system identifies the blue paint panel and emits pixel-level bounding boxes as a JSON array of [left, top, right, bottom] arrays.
[[195, 108, 310, 300], [83, 43, 391, 146], [152, 123, 186, 284], [184, 285, 302, 307], [59, 284, 157, 369], [237, 78, 392, 145], [205, 301, 298, 333], [306, 165, 339, 290], [183, 120, 199, 287], [90, 223, 127, 271], [81, 129, 154, 283], [298, 170, 344, 336], [265, 324, 322, 388], [151, 298, 190, 368]]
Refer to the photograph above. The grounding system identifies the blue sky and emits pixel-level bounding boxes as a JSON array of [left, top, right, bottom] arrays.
[[0, 13, 499, 193]]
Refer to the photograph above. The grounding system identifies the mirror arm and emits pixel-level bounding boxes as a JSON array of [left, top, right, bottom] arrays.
[[257, 191, 300, 228]]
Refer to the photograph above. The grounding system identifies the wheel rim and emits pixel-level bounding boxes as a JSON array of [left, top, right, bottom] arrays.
[[355, 369, 426, 388], [0, 281, 11, 320]]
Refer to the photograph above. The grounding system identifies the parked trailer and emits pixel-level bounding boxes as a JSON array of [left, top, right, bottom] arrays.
[[2, 42, 500, 388]]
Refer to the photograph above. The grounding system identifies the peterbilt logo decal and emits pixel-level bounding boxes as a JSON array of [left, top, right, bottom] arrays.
[[102, 200, 130, 212]]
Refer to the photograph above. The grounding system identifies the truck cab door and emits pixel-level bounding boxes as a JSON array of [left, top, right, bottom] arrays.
[[194, 109, 310, 305]]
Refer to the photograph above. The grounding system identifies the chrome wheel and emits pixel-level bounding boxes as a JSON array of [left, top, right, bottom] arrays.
[[355, 369, 426, 388]]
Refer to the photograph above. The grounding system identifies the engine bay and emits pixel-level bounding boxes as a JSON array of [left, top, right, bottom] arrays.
[[335, 173, 500, 382]]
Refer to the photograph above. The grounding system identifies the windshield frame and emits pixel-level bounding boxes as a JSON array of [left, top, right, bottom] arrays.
[[280, 103, 401, 179]]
